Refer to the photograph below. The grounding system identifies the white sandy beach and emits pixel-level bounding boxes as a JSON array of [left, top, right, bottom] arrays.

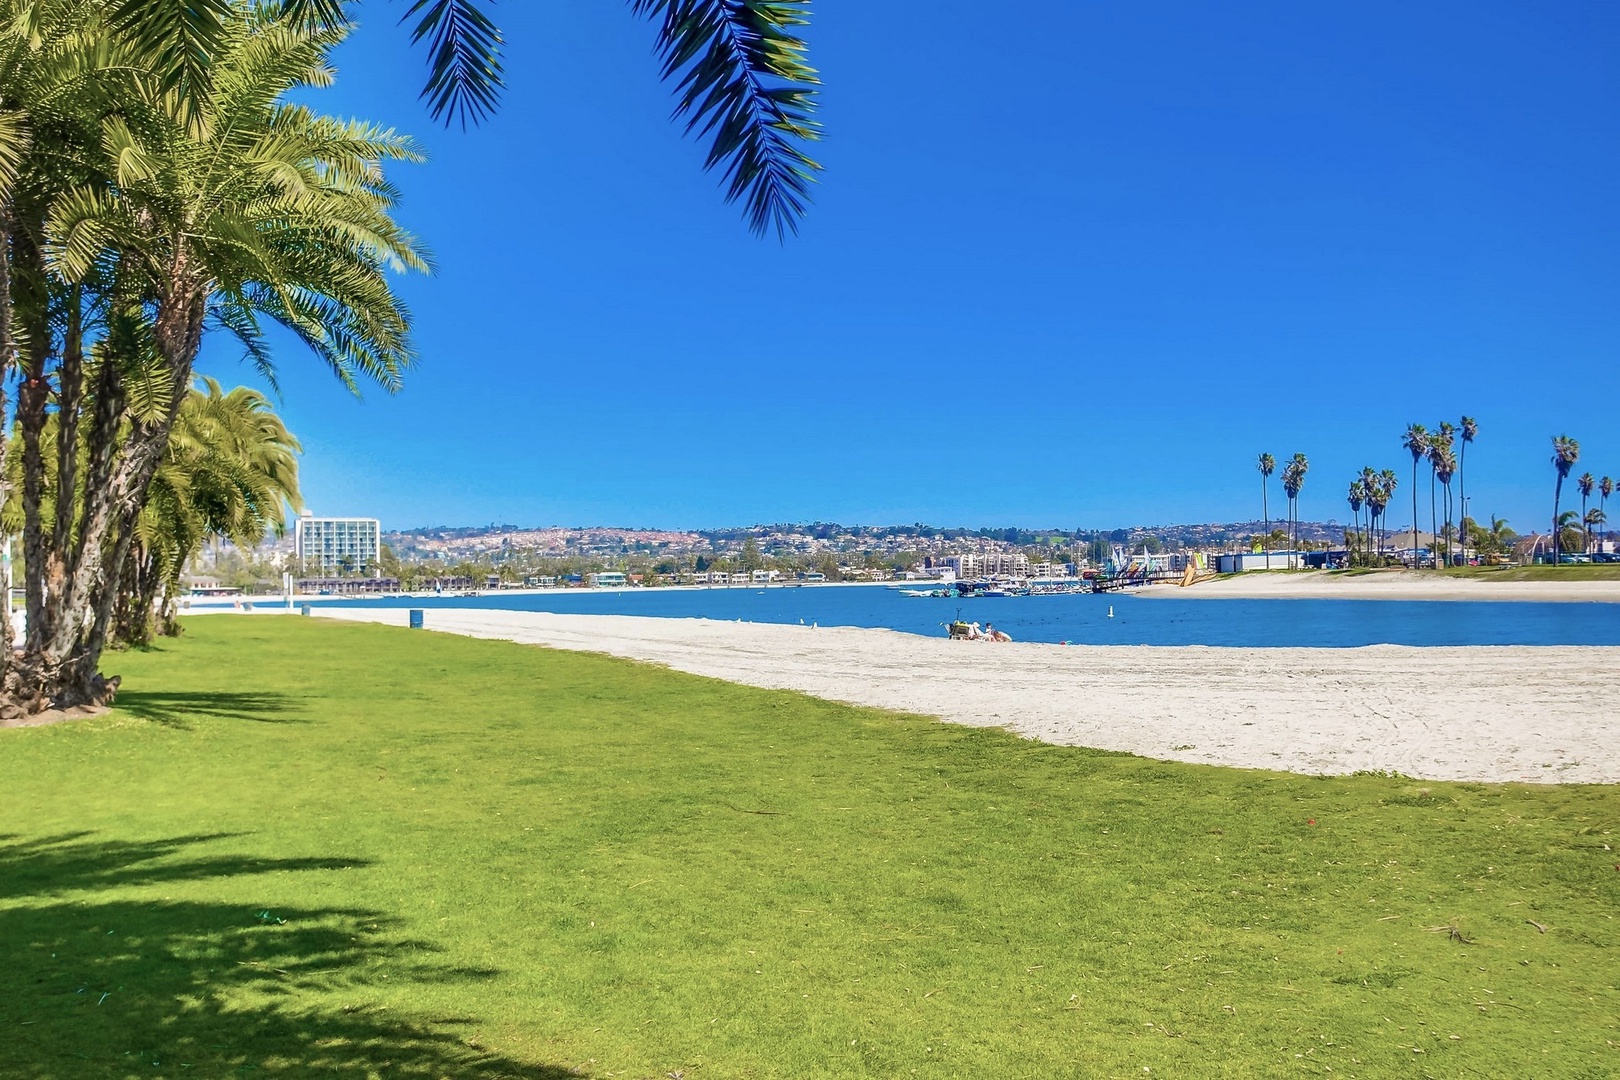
[[1166, 570, 1620, 603], [309, 607, 1620, 785]]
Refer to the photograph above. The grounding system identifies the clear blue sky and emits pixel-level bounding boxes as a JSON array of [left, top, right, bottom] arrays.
[[195, 1, 1620, 534]]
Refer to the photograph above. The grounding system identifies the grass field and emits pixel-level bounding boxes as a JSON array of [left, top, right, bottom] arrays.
[[1321, 564, 1620, 582], [2, 618, 1617, 1078], [1443, 564, 1620, 582]]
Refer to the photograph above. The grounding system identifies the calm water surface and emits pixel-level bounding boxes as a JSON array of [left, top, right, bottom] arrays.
[[292, 585, 1620, 648]]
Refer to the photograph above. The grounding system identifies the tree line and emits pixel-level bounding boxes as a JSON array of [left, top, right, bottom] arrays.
[[1259, 419, 1612, 569]]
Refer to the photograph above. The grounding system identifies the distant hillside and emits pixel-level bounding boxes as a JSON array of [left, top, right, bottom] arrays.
[[380, 519, 1358, 564]]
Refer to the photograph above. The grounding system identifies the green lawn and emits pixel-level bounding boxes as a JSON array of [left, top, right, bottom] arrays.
[[2, 619, 1617, 1079], [1320, 565, 1620, 583], [1442, 564, 1620, 582]]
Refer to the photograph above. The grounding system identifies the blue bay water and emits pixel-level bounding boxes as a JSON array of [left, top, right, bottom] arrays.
[[298, 586, 1620, 648]]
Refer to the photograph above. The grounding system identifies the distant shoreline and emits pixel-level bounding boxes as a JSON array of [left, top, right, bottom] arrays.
[[1161, 569, 1620, 604], [181, 578, 899, 609], [183, 572, 1620, 609]]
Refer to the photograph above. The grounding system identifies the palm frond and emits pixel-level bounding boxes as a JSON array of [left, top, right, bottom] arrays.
[[208, 292, 281, 394], [400, 0, 504, 129], [631, 0, 822, 239], [106, 0, 231, 110], [0, 109, 30, 205]]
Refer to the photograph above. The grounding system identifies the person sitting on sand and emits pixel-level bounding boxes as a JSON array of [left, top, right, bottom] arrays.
[[967, 621, 984, 640], [985, 623, 1011, 643]]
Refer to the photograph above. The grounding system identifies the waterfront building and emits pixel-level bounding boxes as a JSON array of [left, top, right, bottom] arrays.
[[294, 512, 381, 573], [588, 571, 628, 587], [1212, 551, 1304, 573], [295, 576, 400, 595], [943, 552, 1029, 579]]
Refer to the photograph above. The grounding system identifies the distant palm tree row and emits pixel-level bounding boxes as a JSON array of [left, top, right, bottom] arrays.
[[1397, 418, 1474, 567], [1346, 468, 1398, 566], [1552, 438, 1612, 560], [1255, 452, 1308, 565], [1261, 419, 1614, 569]]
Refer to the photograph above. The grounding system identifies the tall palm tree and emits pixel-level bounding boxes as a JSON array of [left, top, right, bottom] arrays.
[[1283, 453, 1309, 565], [1428, 422, 1453, 567], [1358, 466, 1379, 564], [1436, 445, 1457, 567], [1258, 452, 1277, 542], [1577, 473, 1595, 554], [1378, 469, 1398, 560], [1280, 461, 1297, 564], [0, 7, 425, 710], [1602, 476, 1614, 550], [1551, 436, 1581, 563], [1346, 479, 1365, 564], [1458, 415, 1477, 552], [1402, 424, 1428, 566]]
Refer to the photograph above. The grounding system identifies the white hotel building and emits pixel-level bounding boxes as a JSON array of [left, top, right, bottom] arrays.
[[294, 512, 381, 574]]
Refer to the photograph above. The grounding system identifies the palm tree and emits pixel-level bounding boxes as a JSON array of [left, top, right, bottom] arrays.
[[0, 0, 832, 713], [1555, 511, 1583, 558], [0, 8, 425, 710], [1602, 476, 1614, 550], [1378, 469, 1398, 561], [1458, 416, 1477, 555], [117, 379, 303, 645], [1347, 479, 1365, 564], [1551, 436, 1581, 564], [1577, 473, 1595, 554], [1358, 466, 1379, 564], [1587, 509, 1608, 556], [1481, 516, 1513, 560], [1280, 462, 1296, 564], [1258, 453, 1276, 541], [1282, 453, 1309, 566], [1435, 445, 1457, 567], [1428, 422, 1454, 567], [1401, 424, 1428, 566]]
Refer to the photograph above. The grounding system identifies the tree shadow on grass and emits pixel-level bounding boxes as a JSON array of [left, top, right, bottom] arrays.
[[0, 833, 578, 1079], [0, 833, 367, 900], [113, 691, 308, 728]]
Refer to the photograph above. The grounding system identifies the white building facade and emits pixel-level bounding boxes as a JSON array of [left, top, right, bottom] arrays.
[[295, 513, 381, 573], [942, 552, 1030, 579]]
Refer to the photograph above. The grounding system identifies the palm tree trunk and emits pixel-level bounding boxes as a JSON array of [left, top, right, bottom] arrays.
[[1458, 441, 1467, 556], [7, 270, 205, 711], [1447, 484, 1454, 565], [0, 216, 16, 694], [1411, 463, 1420, 569], [1553, 477, 1563, 563], [53, 287, 86, 561], [15, 233, 51, 656], [1261, 479, 1268, 538], [1429, 466, 1437, 569]]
